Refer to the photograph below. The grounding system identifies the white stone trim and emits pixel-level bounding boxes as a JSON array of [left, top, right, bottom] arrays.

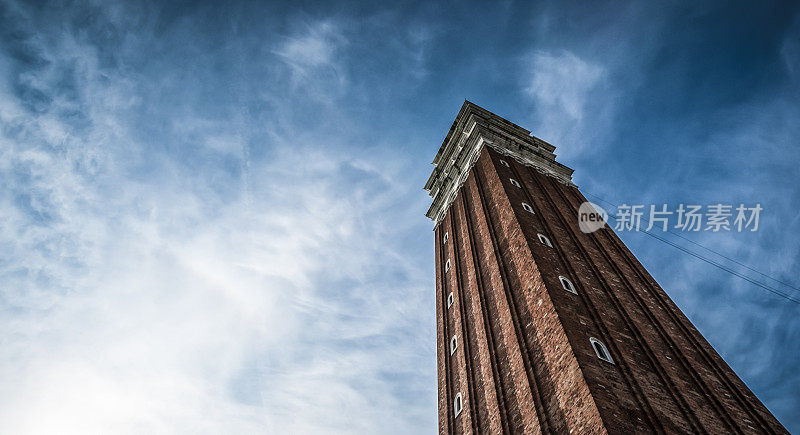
[[432, 138, 573, 226], [427, 134, 574, 227], [425, 104, 575, 228]]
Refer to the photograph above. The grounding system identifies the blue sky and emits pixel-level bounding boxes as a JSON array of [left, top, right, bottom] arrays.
[[0, 0, 798, 432]]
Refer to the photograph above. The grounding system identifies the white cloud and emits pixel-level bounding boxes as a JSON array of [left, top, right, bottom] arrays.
[[527, 51, 603, 121], [524, 50, 612, 157], [0, 3, 434, 433], [780, 16, 800, 81], [273, 19, 348, 93], [0, 116, 433, 434], [276, 22, 339, 69]]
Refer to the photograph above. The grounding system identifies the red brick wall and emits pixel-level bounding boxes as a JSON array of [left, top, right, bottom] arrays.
[[434, 146, 787, 434]]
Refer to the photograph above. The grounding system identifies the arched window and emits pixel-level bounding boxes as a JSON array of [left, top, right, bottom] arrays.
[[445, 259, 451, 273], [521, 202, 534, 214], [454, 392, 463, 417], [447, 292, 454, 308], [500, 160, 510, 167], [559, 276, 577, 294], [450, 335, 458, 355], [510, 178, 521, 188], [443, 232, 448, 244], [590, 337, 614, 364], [538, 233, 552, 247]]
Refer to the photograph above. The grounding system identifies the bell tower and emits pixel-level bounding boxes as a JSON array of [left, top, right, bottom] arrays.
[[425, 101, 787, 433]]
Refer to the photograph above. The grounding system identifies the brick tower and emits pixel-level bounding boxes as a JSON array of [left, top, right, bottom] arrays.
[[424, 101, 787, 434]]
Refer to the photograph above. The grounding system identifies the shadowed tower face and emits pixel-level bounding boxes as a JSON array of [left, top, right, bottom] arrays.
[[424, 102, 787, 434]]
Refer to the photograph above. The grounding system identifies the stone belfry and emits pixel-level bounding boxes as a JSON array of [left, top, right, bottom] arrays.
[[424, 101, 786, 434]]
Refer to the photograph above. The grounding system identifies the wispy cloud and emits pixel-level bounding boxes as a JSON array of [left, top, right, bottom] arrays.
[[274, 19, 348, 94], [780, 15, 800, 81], [275, 21, 341, 69], [0, 2, 434, 433], [527, 51, 603, 122], [524, 50, 613, 158]]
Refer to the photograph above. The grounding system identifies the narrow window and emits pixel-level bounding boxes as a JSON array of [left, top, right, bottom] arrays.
[[590, 337, 614, 364], [500, 160, 510, 167], [559, 276, 577, 294], [447, 292, 454, 308], [443, 232, 448, 244], [510, 178, 521, 188], [538, 233, 552, 247], [521, 202, 534, 214], [445, 259, 451, 273], [454, 392, 463, 417], [450, 335, 458, 355]]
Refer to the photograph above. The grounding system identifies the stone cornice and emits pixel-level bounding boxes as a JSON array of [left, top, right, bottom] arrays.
[[425, 101, 574, 226]]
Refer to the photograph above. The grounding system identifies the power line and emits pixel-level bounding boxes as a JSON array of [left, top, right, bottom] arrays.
[[585, 192, 800, 293], [637, 226, 800, 305], [583, 192, 800, 305], [586, 193, 800, 294], [665, 226, 800, 293]]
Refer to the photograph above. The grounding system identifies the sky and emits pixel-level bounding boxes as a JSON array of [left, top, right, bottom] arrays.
[[0, 0, 798, 433]]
